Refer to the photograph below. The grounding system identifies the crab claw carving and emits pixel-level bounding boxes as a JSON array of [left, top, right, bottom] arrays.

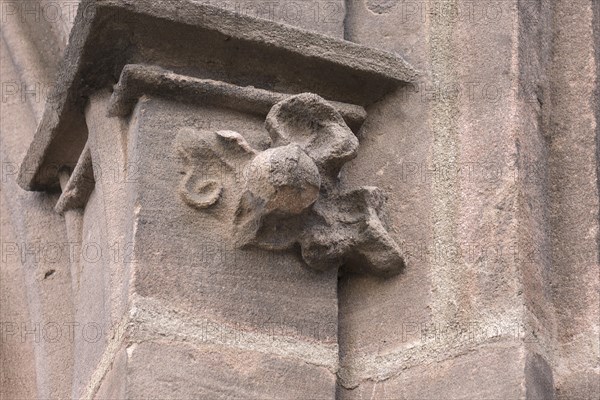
[[177, 94, 405, 277], [266, 93, 359, 178], [300, 187, 404, 277]]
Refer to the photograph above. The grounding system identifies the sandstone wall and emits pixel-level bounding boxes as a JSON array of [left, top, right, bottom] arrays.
[[1, 1, 598, 399]]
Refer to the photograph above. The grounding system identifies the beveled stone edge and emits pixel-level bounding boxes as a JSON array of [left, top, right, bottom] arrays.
[[55, 144, 94, 214]]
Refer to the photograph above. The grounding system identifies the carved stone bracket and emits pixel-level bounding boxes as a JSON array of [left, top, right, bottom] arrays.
[[177, 94, 404, 277]]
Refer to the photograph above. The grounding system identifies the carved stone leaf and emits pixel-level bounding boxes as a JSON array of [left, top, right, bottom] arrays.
[[265, 93, 359, 177], [175, 128, 257, 209], [300, 187, 405, 277]]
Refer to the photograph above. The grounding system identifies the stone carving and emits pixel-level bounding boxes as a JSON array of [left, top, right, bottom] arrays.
[[177, 93, 404, 277]]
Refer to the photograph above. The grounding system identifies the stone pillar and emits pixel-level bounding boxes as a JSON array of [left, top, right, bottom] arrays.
[[6, 0, 415, 397], [84, 89, 340, 399], [547, 1, 600, 398], [338, 0, 599, 399]]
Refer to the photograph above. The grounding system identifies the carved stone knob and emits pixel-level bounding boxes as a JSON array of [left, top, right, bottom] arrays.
[[244, 144, 321, 215]]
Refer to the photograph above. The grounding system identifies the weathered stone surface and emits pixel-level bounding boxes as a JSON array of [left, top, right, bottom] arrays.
[[119, 96, 339, 397], [54, 145, 94, 214], [526, 352, 555, 400], [1, 37, 75, 399], [338, 0, 598, 399], [126, 340, 335, 399], [547, 1, 600, 398], [266, 93, 360, 173], [339, 343, 528, 399], [0, 196, 38, 400]]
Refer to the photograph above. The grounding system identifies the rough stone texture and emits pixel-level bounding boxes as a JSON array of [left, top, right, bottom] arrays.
[[126, 340, 335, 399], [1, 25, 75, 399], [1, 0, 599, 399], [547, 1, 600, 398], [207, 0, 346, 38], [338, 0, 599, 399], [339, 344, 527, 399], [0, 195, 38, 400], [54, 145, 94, 214]]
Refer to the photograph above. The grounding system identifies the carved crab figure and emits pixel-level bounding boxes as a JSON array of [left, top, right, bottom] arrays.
[[177, 93, 404, 277]]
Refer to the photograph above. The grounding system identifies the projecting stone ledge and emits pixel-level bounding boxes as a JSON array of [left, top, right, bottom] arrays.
[[17, 0, 416, 192], [108, 64, 367, 131]]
